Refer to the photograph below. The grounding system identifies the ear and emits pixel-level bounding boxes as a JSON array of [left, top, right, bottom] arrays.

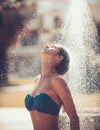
[[59, 55, 64, 61], [55, 55, 63, 63]]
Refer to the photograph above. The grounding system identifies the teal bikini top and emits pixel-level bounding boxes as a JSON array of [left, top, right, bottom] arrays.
[[24, 93, 60, 115]]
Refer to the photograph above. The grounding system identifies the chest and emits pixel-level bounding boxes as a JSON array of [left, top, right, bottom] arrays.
[[32, 78, 53, 95], [31, 77, 62, 108]]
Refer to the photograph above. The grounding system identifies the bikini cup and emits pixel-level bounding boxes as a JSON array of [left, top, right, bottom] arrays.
[[25, 93, 60, 115]]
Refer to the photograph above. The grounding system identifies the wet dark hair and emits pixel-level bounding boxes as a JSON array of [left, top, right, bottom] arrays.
[[56, 47, 70, 75]]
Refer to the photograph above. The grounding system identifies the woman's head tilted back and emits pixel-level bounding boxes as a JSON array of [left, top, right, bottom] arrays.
[[55, 45, 70, 75], [40, 44, 70, 75]]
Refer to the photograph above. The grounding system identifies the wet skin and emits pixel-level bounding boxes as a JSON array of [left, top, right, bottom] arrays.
[[30, 76, 61, 130], [29, 44, 80, 130]]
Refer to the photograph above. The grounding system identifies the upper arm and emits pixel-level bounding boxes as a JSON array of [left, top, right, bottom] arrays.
[[52, 77, 78, 118]]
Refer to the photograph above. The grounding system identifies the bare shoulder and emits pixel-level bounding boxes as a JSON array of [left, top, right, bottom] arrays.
[[51, 76, 74, 108], [51, 76, 70, 93]]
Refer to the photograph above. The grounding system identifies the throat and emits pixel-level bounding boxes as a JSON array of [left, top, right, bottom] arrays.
[[41, 73, 57, 78], [41, 65, 58, 78], [41, 71, 58, 78]]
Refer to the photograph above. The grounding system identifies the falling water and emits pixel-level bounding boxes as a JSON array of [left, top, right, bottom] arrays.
[[58, 0, 98, 93], [57, 0, 99, 129]]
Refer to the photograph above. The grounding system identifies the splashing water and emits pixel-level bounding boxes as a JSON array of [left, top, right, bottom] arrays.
[[57, 1, 99, 129], [58, 0, 98, 93]]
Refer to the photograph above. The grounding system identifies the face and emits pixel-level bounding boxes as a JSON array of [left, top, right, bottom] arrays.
[[40, 44, 63, 65], [40, 44, 60, 56]]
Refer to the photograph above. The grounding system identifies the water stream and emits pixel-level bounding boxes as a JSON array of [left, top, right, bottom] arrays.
[[57, 0, 99, 129], [57, 0, 98, 94]]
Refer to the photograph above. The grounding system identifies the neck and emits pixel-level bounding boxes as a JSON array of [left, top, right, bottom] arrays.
[[41, 62, 57, 78]]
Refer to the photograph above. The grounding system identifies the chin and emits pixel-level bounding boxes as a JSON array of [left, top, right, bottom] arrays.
[[40, 51, 50, 59], [40, 51, 46, 57], [41, 50, 45, 53], [41, 49, 48, 54]]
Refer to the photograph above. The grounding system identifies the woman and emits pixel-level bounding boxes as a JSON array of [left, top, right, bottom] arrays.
[[25, 44, 80, 130]]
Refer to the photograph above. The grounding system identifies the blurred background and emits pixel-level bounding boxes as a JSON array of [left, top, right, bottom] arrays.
[[0, 0, 100, 130], [0, 0, 100, 87]]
